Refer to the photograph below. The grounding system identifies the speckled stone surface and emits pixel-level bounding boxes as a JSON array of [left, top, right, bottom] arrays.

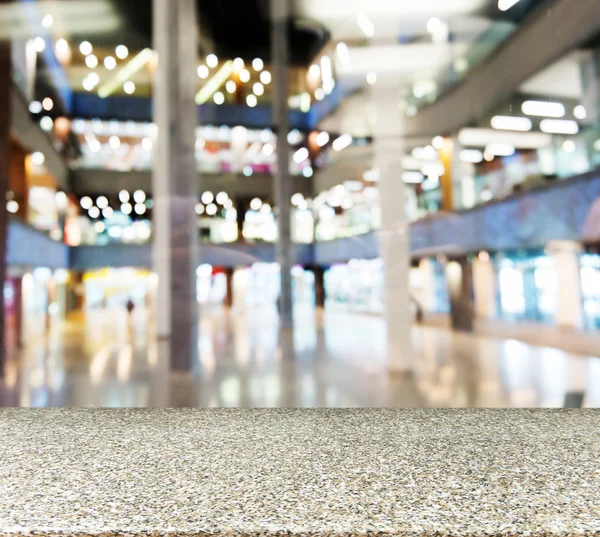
[[0, 409, 599, 537]]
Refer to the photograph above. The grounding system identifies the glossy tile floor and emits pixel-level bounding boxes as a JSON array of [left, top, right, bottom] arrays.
[[1, 304, 599, 407]]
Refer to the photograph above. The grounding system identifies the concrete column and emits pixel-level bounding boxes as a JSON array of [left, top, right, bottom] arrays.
[[445, 257, 474, 332], [472, 254, 497, 319], [271, 0, 293, 328], [418, 258, 436, 313], [313, 266, 325, 308], [547, 240, 584, 328], [0, 28, 9, 370], [152, 0, 199, 371], [371, 84, 412, 372]]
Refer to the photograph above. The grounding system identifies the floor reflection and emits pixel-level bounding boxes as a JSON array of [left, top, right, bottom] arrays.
[[1, 304, 599, 407]]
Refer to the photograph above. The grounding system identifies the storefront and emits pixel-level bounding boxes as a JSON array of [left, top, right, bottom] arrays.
[[496, 253, 557, 323], [581, 253, 600, 329]]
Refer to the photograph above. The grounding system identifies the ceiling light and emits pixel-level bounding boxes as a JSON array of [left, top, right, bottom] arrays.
[[42, 14, 54, 28], [332, 134, 352, 152], [109, 135, 120, 150], [250, 198, 262, 211], [213, 91, 225, 105], [574, 105, 587, 120], [54, 38, 69, 60], [246, 94, 257, 107], [262, 143, 274, 157], [459, 149, 484, 163], [336, 42, 352, 73], [239, 68, 250, 83], [102, 207, 114, 219], [303, 166, 313, 178], [42, 97, 53, 111], [98, 48, 152, 98], [321, 56, 334, 95], [485, 143, 515, 156], [96, 196, 108, 209], [315, 131, 330, 147], [226, 80, 236, 94], [243, 166, 253, 177], [85, 54, 98, 68], [195, 60, 233, 104], [426, 17, 442, 33], [356, 14, 374, 37], [87, 72, 100, 86], [366, 72, 377, 85], [260, 70, 271, 85], [116, 45, 129, 60], [95, 221, 105, 233], [119, 190, 130, 203], [252, 58, 263, 71], [458, 128, 552, 149], [540, 119, 579, 135], [421, 162, 445, 176], [293, 147, 309, 164], [123, 81, 135, 94], [412, 146, 437, 160], [29, 101, 42, 114], [6, 201, 18, 214], [201, 191, 214, 204], [402, 171, 423, 183], [490, 115, 532, 131], [80, 196, 93, 210], [103, 56, 116, 70], [521, 100, 565, 118], [363, 168, 380, 182], [40, 116, 53, 132], [498, 0, 520, 10], [82, 77, 95, 91], [288, 130, 302, 144], [291, 193, 304, 206], [216, 192, 228, 205], [88, 206, 100, 219], [31, 152, 45, 166], [121, 203, 132, 215], [88, 138, 100, 152], [142, 137, 152, 151], [431, 136, 444, 150], [233, 58, 245, 72], [133, 190, 146, 203], [206, 54, 218, 68], [33, 37, 46, 53], [206, 203, 218, 216], [134, 203, 146, 215], [197, 65, 209, 80], [195, 203, 205, 215], [314, 88, 325, 101], [562, 140, 576, 153], [253, 82, 264, 96], [79, 41, 92, 55]]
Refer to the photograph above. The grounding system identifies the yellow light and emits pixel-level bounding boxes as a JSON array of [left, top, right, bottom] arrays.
[[239, 68, 250, 83], [233, 58, 244, 72], [226, 80, 236, 94], [98, 48, 153, 98], [252, 58, 263, 71], [195, 60, 233, 105]]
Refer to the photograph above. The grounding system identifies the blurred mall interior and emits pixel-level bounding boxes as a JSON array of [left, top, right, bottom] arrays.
[[0, 0, 599, 407]]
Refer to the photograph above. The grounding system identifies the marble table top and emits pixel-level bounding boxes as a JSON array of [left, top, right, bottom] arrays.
[[0, 409, 599, 537]]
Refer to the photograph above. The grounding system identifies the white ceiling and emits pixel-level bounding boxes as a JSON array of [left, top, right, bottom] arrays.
[[519, 51, 587, 99]]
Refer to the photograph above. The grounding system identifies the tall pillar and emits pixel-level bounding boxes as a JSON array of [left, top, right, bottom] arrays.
[[152, 0, 199, 371], [547, 240, 584, 328], [313, 265, 325, 308], [439, 136, 463, 212], [472, 254, 497, 319], [0, 25, 10, 370], [271, 0, 293, 328], [371, 84, 412, 372], [445, 257, 474, 332], [418, 258, 436, 313]]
